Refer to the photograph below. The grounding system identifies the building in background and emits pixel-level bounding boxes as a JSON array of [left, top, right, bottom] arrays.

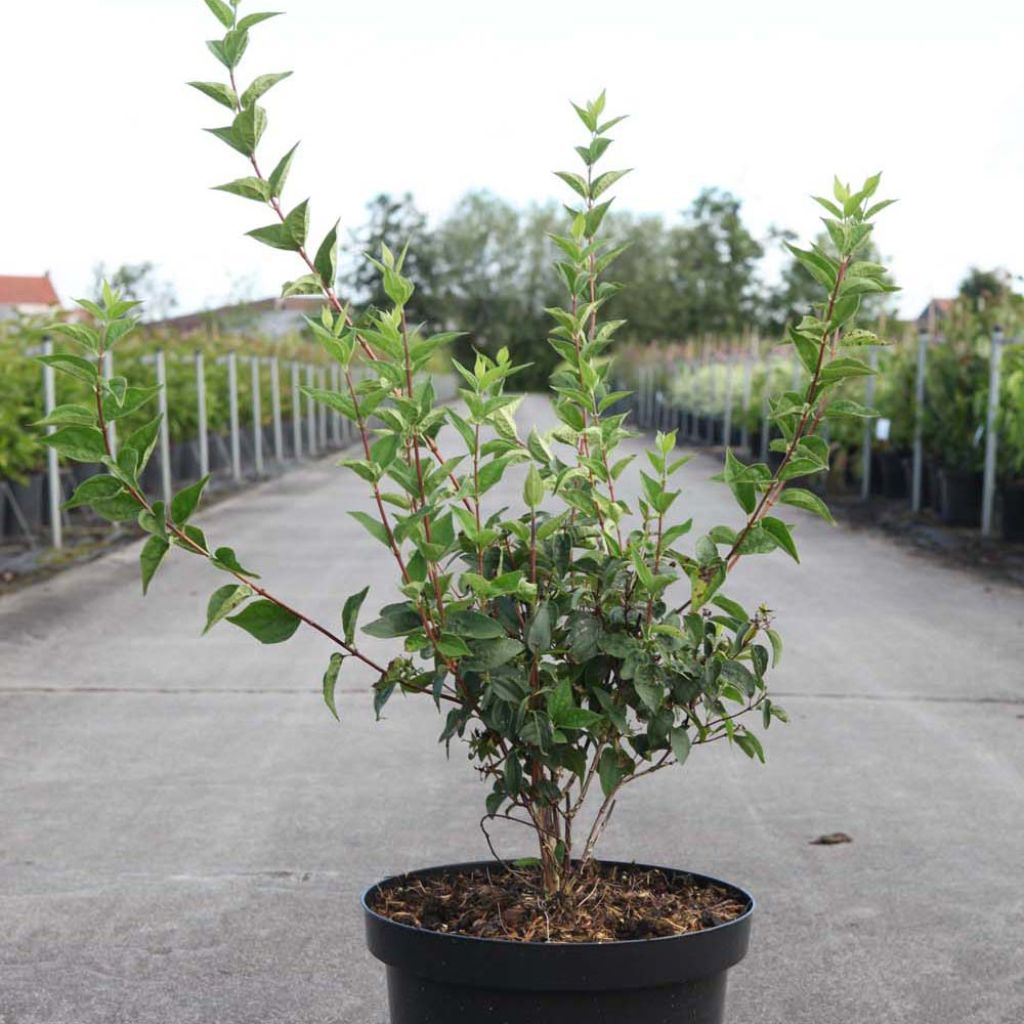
[[0, 274, 61, 321], [149, 296, 326, 339]]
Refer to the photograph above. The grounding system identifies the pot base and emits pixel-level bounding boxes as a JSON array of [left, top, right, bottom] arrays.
[[385, 966, 726, 1024]]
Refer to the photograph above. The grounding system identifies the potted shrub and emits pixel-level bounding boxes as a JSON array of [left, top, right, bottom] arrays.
[[0, 338, 47, 537], [999, 343, 1024, 541], [923, 344, 987, 526], [36, 4, 896, 1020]]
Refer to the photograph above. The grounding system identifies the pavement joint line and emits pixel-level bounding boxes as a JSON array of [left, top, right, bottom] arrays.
[[2, 686, 1023, 707]]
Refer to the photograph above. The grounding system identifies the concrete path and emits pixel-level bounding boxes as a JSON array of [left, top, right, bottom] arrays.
[[2, 395, 1022, 1024]]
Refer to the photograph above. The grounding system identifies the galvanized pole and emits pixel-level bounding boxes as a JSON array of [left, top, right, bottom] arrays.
[[251, 356, 264, 478], [861, 347, 878, 500], [981, 327, 1004, 537], [911, 327, 929, 512], [759, 355, 771, 462], [330, 364, 342, 446], [195, 350, 209, 478], [42, 338, 62, 549], [291, 361, 302, 459], [741, 334, 755, 453], [306, 364, 317, 457], [103, 351, 117, 457], [155, 349, 173, 506], [270, 356, 284, 462], [722, 351, 735, 449], [227, 352, 241, 483], [317, 366, 328, 449]]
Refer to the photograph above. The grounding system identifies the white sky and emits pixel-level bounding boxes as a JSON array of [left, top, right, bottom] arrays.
[[5, 0, 1023, 321]]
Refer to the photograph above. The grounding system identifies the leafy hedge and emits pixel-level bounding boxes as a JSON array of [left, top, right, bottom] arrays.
[[0, 319, 328, 482]]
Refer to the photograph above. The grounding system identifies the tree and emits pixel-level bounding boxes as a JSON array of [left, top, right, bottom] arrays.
[[340, 192, 442, 329], [432, 192, 563, 388]]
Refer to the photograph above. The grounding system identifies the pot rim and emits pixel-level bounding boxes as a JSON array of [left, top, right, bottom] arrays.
[[361, 857, 755, 949]]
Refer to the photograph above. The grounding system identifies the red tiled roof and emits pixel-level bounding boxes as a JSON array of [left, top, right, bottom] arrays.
[[0, 274, 60, 306]]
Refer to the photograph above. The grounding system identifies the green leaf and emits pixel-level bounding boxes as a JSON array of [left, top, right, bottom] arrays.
[[598, 747, 627, 797], [103, 384, 161, 422], [170, 475, 209, 526], [187, 80, 238, 110], [212, 546, 260, 575], [436, 633, 472, 658], [314, 220, 339, 286], [203, 0, 235, 28], [766, 628, 783, 667], [342, 586, 369, 645], [826, 399, 877, 418], [567, 612, 602, 662], [283, 198, 310, 247], [348, 510, 391, 546], [230, 103, 266, 155], [523, 464, 544, 508], [734, 731, 766, 763], [446, 610, 506, 639], [240, 70, 292, 108], [62, 474, 121, 510], [246, 199, 309, 251], [40, 426, 106, 463], [122, 415, 161, 473], [205, 124, 248, 155], [244, 220, 294, 249], [819, 357, 873, 385], [204, 583, 252, 634], [526, 601, 551, 654], [670, 727, 691, 765], [213, 176, 270, 202], [785, 243, 836, 289], [723, 448, 756, 514], [363, 605, 421, 638], [779, 487, 834, 524], [463, 637, 525, 671], [322, 653, 343, 721], [140, 536, 169, 595], [268, 143, 298, 197], [590, 168, 631, 198], [228, 599, 301, 644], [554, 171, 589, 199], [37, 353, 98, 384], [735, 525, 776, 555], [720, 659, 757, 697], [864, 198, 897, 220], [206, 31, 248, 70], [236, 10, 281, 32], [761, 516, 799, 562]]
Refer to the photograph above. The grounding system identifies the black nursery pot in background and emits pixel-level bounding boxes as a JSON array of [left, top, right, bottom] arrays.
[[1002, 480, 1024, 542], [938, 467, 983, 527], [363, 861, 754, 1024], [875, 450, 908, 499]]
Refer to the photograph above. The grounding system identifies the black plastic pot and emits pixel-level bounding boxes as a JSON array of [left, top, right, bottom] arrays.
[[875, 450, 908, 499], [938, 467, 983, 527], [364, 860, 754, 1024], [1001, 480, 1024, 542], [172, 441, 202, 484], [2, 474, 44, 536]]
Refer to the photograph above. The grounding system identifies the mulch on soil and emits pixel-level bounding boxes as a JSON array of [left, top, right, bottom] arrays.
[[367, 862, 749, 943]]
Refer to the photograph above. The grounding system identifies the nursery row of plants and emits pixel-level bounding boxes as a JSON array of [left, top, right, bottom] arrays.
[[623, 317, 1024, 540], [0, 318, 378, 542]]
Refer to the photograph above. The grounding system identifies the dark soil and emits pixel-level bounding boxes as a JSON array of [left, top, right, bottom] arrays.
[[367, 862, 749, 943], [829, 494, 1024, 589]]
